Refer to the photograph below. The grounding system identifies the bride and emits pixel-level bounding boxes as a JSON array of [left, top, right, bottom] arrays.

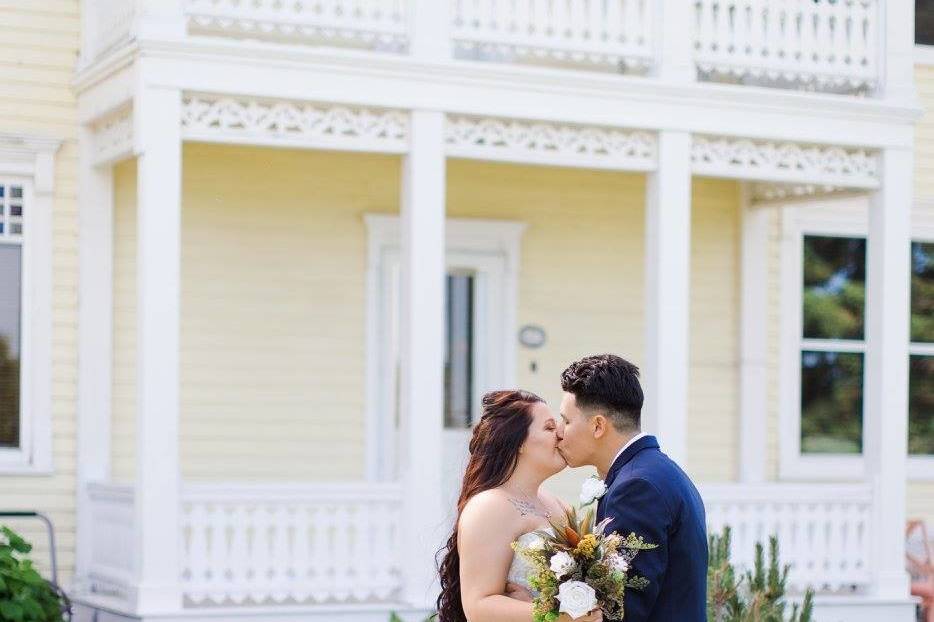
[[435, 390, 603, 622]]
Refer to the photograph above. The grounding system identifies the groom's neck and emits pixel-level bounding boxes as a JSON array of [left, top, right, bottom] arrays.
[[595, 430, 640, 479]]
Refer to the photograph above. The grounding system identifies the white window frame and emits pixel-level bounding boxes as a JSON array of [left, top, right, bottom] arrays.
[[779, 195, 934, 481], [0, 135, 59, 474], [363, 214, 526, 482]]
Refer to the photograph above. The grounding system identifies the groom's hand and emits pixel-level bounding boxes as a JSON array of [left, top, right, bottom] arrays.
[[504, 582, 533, 602]]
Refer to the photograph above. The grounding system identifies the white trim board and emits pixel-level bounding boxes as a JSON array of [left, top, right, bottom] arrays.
[[777, 194, 934, 481], [0, 134, 60, 474]]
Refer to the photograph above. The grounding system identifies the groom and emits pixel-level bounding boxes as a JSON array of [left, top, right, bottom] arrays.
[[557, 354, 707, 621]]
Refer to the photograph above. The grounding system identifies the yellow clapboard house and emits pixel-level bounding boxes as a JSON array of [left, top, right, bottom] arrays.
[[0, 1, 932, 620]]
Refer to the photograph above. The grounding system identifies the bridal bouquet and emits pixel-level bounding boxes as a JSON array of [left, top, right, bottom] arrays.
[[512, 506, 656, 621]]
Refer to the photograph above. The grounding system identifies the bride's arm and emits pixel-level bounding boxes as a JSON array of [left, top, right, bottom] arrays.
[[458, 493, 535, 622]]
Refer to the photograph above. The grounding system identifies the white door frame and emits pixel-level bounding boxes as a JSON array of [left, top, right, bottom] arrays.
[[363, 214, 526, 482]]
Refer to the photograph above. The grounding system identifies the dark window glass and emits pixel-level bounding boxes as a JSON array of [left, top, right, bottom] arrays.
[[0, 244, 21, 448], [444, 274, 474, 429], [803, 236, 866, 340], [909, 356, 934, 455], [801, 351, 863, 454], [918, 0, 934, 45], [911, 242, 934, 343]]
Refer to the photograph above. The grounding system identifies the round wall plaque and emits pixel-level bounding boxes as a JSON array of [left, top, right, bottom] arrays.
[[518, 325, 546, 349]]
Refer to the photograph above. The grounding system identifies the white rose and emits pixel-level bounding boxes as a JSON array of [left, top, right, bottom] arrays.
[[549, 551, 576, 578], [606, 553, 629, 573], [527, 535, 546, 551], [579, 476, 607, 506], [557, 580, 598, 619]]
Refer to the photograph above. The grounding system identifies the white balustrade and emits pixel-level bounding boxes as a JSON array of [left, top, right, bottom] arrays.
[[452, 0, 653, 70], [183, 0, 409, 52], [180, 482, 404, 606], [701, 483, 873, 593], [85, 483, 136, 604], [694, 0, 879, 92]]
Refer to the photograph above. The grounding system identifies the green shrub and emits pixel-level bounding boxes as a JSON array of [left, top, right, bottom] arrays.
[[708, 527, 814, 622], [0, 526, 68, 622]]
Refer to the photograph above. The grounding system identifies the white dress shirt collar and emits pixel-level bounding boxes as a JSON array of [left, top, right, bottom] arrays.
[[608, 432, 648, 475]]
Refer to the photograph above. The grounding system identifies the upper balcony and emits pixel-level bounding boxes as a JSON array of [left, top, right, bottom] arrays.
[[82, 0, 884, 98]]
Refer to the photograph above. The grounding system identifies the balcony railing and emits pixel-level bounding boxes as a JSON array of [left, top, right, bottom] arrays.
[[83, 0, 883, 94]]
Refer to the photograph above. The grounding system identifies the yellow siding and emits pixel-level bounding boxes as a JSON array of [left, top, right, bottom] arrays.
[[0, 0, 79, 582], [111, 160, 137, 482], [110, 152, 742, 494]]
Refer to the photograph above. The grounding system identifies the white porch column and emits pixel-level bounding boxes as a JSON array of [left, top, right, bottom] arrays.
[[879, 0, 916, 103], [398, 109, 446, 610], [866, 146, 912, 602], [643, 131, 691, 466], [133, 86, 182, 613], [738, 190, 769, 483], [75, 127, 114, 580], [654, 0, 694, 82]]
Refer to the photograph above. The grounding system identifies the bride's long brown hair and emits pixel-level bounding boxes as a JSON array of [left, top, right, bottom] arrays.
[[435, 389, 545, 622]]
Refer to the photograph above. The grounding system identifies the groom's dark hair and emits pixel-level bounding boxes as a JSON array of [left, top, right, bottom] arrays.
[[561, 354, 643, 433]]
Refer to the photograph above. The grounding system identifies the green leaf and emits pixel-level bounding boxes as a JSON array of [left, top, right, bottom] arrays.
[[0, 528, 31, 555], [0, 600, 24, 622]]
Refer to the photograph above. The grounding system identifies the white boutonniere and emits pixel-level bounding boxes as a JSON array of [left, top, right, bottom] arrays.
[[579, 475, 607, 506]]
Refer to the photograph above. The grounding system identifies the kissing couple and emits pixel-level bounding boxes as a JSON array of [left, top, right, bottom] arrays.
[[436, 354, 708, 622]]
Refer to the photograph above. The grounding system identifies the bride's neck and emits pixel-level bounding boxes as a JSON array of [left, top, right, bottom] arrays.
[[505, 463, 547, 496]]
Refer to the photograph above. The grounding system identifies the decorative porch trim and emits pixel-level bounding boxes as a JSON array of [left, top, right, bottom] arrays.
[[691, 135, 880, 188], [750, 183, 846, 203], [180, 95, 409, 153], [91, 105, 134, 166], [444, 115, 657, 171]]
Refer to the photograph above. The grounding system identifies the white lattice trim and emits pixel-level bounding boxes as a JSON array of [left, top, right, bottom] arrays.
[[184, 0, 408, 52], [751, 182, 850, 203], [91, 106, 133, 166], [181, 95, 409, 153], [691, 136, 879, 188], [445, 115, 657, 171]]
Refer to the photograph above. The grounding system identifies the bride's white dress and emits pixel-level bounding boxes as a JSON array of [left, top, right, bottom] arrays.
[[507, 530, 552, 596]]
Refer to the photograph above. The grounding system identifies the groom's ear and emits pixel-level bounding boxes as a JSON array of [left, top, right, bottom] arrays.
[[591, 414, 608, 439]]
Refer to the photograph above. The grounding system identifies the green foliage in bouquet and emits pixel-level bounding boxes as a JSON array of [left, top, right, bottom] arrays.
[[514, 505, 657, 622], [707, 527, 814, 622], [0, 526, 68, 622]]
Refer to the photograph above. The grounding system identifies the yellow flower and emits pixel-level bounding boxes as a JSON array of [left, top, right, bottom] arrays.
[[574, 534, 598, 558]]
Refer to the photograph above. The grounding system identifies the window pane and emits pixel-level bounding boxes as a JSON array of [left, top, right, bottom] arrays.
[[912, 242, 934, 343], [444, 274, 474, 429], [909, 355, 934, 455], [0, 245, 21, 448], [919, 0, 934, 45], [801, 351, 863, 454], [803, 236, 866, 340]]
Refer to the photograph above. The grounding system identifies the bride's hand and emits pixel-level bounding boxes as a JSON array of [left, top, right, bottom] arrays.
[[557, 610, 602, 622], [505, 582, 533, 602]]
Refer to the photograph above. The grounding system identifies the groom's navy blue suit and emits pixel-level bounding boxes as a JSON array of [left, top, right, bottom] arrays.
[[596, 435, 707, 622]]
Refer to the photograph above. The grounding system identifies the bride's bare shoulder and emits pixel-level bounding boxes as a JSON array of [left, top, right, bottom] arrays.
[[459, 488, 515, 531]]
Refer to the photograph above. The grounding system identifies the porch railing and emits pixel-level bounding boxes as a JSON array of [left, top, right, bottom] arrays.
[[701, 483, 874, 593], [180, 482, 404, 606]]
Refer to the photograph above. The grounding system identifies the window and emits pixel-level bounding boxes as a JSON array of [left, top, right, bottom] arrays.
[[444, 273, 474, 430], [918, 0, 934, 46], [0, 183, 24, 449], [910, 242, 934, 456], [781, 202, 934, 479], [800, 235, 866, 455]]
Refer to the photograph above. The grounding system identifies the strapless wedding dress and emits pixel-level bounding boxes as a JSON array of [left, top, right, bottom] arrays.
[[507, 530, 552, 596]]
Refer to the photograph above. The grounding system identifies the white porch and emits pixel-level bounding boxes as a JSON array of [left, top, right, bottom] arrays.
[[72, 1, 920, 621]]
